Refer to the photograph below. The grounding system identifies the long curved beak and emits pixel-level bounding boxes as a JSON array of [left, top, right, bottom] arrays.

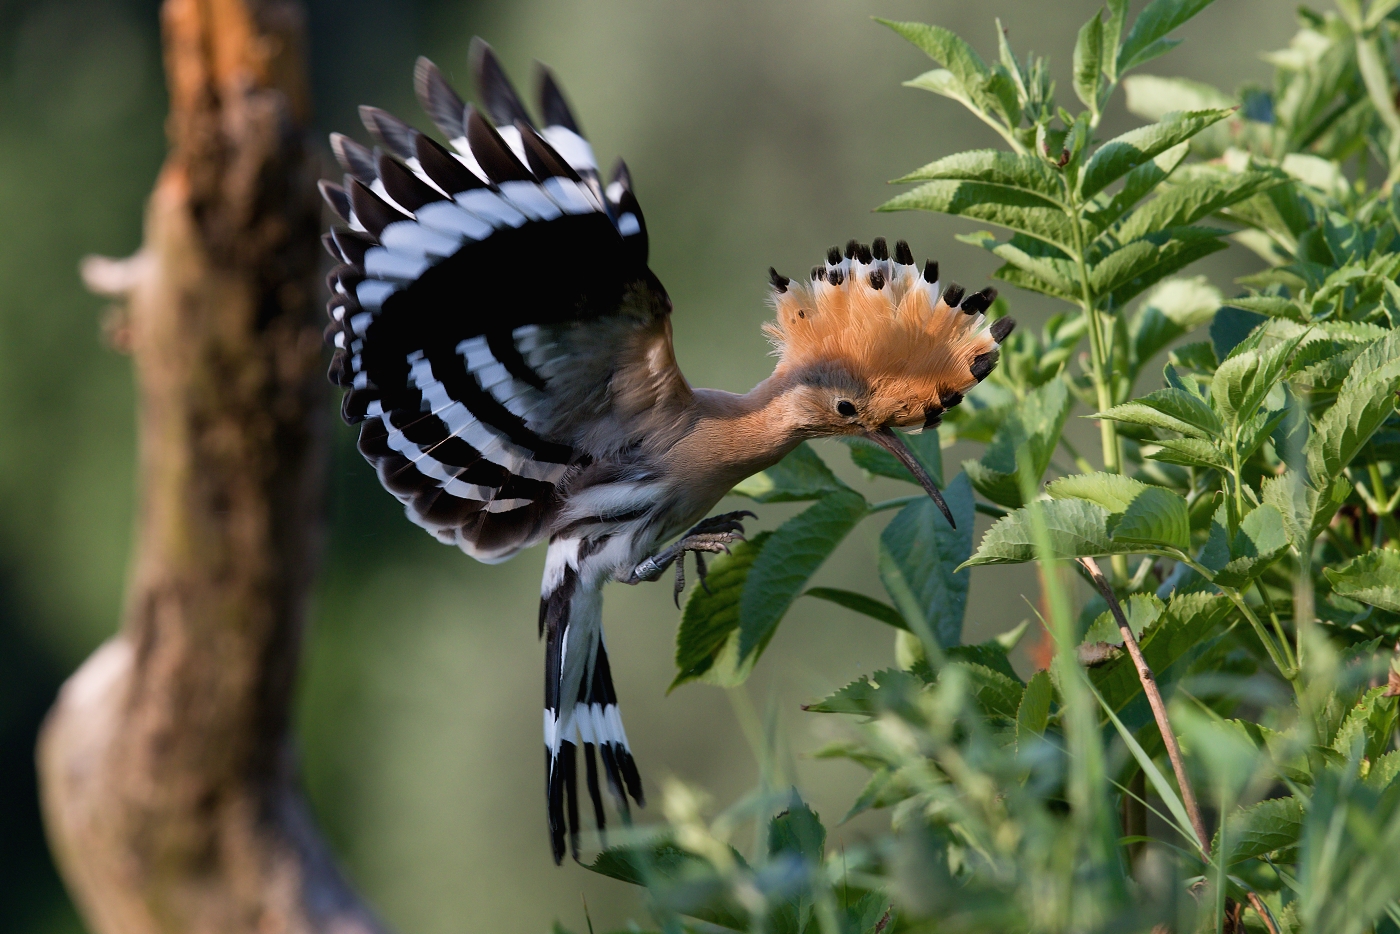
[[868, 426, 955, 528]]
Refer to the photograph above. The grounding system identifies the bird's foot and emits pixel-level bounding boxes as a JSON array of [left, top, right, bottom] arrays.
[[622, 511, 756, 605]]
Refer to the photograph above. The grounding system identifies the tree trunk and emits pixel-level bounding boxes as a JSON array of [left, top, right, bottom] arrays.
[[35, 1, 385, 932]]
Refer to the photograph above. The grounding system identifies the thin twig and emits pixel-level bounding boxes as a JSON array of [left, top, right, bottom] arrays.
[[1246, 891, 1281, 934], [1077, 556, 1211, 856]]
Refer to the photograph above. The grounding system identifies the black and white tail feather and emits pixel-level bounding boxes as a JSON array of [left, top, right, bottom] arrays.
[[320, 38, 656, 863]]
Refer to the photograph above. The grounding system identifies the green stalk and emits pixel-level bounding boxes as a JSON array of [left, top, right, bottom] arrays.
[[1070, 195, 1127, 582]]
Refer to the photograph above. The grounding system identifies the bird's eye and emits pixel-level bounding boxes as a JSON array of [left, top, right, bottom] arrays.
[[836, 400, 857, 418]]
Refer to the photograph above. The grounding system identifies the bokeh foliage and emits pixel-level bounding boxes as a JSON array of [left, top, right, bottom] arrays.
[[579, 2, 1400, 931]]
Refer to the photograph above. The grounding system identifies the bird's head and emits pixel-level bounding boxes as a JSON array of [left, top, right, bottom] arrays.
[[764, 237, 1015, 526]]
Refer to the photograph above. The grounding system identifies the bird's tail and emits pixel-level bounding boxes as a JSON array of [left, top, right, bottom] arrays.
[[541, 547, 644, 864]]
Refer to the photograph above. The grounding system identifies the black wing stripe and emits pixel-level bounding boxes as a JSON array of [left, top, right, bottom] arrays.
[[517, 121, 582, 182], [466, 106, 535, 184], [416, 134, 488, 195], [349, 178, 412, 239], [377, 152, 445, 212]]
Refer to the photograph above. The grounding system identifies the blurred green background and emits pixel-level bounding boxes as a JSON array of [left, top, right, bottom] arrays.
[[0, 1, 1294, 931]]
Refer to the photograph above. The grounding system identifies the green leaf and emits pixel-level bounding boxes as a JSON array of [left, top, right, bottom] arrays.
[[1091, 591, 1233, 715], [1117, 0, 1219, 73], [952, 662, 1025, 719], [1111, 485, 1191, 552], [1080, 108, 1235, 200], [946, 635, 1022, 681], [1047, 471, 1151, 512], [731, 442, 847, 502], [1092, 227, 1230, 307], [672, 532, 772, 689], [1209, 329, 1306, 428], [1305, 330, 1400, 487], [964, 497, 1126, 567], [879, 179, 1078, 254], [960, 230, 1078, 296], [768, 793, 826, 865], [843, 428, 943, 487], [1047, 472, 1189, 551], [1222, 796, 1304, 866], [738, 492, 870, 661], [880, 20, 990, 100], [805, 667, 924, 716], [1128, 276, 1222, 370], [804, 587, 908, 631], [878, 473, 976, 648], [1073, 11, 1104, 111], [1148, 437, 1232, 469], [1084, 143, 1190, 232], [964, 378, 1071, 508], [1206, 503, 1291, 588], [1323, 549, 1400, 613], [1016, 670, 1053, 743], [1123, 74, 1235, 120], [1112, 169, 1285, 244], [1261, 470, 1351, 549], [1098, 387, 1222, 439], [1081, 592, 1165, 645], [895, 149, 1065, 202]]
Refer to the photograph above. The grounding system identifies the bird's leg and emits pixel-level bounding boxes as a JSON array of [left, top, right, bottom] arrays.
[[620, 511, 755, 604]]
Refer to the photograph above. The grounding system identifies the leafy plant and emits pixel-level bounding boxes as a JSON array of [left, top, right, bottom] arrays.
[[560, 3, 1400, 933]]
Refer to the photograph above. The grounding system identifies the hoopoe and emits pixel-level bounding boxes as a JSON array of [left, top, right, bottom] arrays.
[[318, 39, 1015, 864]]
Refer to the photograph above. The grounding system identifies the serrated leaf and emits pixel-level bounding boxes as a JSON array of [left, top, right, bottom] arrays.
[[672, 532, 773, 690], [1073, 11, 1104, 111], [732, 442, 847, 502], [895, 149, 1066, 202], [1221, 796, 1303, 866], [1112, 169, 1285, 244], [879, 179, 1077, 253], [1128, 276, 1222, 370], [964, 498, 1131, 567], [1117, 0, 1219, 73], [1123, 74, 1235, 120], [1147, 437, 1232, 469], [1016, 670, 1053, 743], [1080, 108, 1235, 199], [1092, 227, 1229, 307], [1047, 471, 1151, 512], [881, 19, 990, 96], [738, 492, 870, 662], [805, 668, 924, 716], [1082, 592, 1165, 645], [804, 587, 909, 631], [1110, 485, 1190, 551], [1084, 143, 1190, 232], [1207, 503, 1291, 588], [1099, 387, 1223, 438], [1305, 331, 1400, 487], [951, 662, 1025, 719], [946, 636, 1022, 681], [1261, 469, 1351, 549], [1091, 591, 1233, 715], [1324, 549, 1400, 613], [768, 793, 826, 865], [961, 230, 1078, 295], [878, 473, 975, 648], [963, 378, 1071, 508]]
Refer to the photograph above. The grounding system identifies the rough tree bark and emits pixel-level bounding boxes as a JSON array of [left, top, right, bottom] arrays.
[[36, 1, 386, 932]]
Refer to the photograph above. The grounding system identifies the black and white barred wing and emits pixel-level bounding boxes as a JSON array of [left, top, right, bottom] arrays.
[[319, 43, 676, 564]]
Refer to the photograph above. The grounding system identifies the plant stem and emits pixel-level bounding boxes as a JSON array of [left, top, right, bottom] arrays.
[[1077, 556, 1212, 856]]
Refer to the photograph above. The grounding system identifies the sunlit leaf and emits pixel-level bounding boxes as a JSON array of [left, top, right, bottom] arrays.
[[1117, 0, 1219, 73], [1079, 108, 1235, 199], [879, 473, 975, 648]]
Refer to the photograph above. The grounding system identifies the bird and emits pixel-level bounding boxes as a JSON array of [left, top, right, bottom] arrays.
[[317, 38, 1015, 865]]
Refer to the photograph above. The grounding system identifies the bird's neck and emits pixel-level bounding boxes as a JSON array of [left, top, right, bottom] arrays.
[[670, 374, 807, 493]]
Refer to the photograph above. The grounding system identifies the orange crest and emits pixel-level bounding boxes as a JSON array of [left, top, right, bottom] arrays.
[[764, 239, 1014, 428]]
